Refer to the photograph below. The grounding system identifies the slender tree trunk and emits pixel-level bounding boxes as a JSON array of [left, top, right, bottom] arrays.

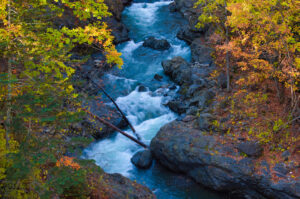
[[6, 0, 12, 150], [89, 78, 140, 140], [83, 109, 147, 148], [224, 0, 230, 92]]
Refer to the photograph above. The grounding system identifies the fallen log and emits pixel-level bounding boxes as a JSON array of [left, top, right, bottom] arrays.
[[83, 108, 147, 148], [89, 78, 140, 140]]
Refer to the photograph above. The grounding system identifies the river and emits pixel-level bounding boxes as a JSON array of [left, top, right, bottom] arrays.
[[83, 1, 221, 198]]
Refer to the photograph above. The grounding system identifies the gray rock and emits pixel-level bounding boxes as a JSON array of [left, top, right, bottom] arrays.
[[182, 115, 197, 122], [236, 141, 263, 158], [131, 149, 153, 169], [167, 99, 188, 114], [177, 25, 204, 44], [102, 173, 156, 199], [169, 2, 177, 12], [196, 113, 213, 130], [150, 121, 300, 199], [190, 38, 214, 64], [186, 106, 198, 115], [188, 89, 215, 109], [274, 163, 289, 175], [169, 85, 177, 90], [138, 85, 147, 92], [217, 72, 227, 89], [105, 17, 130, 44], [143, 36, 171, 51], [162, 56, 192, 85], [154, 74, 163, 81], [281, 150, 291, 161]]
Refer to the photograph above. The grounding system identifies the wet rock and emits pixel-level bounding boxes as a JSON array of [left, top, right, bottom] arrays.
[[162, 56, 191, 85], [143, 36, 171, 51], [236, 141, 263, 158], [131, 149, 153, 169], [167, 99, 188, 114], [154, 74, 163, 81], [138, 85, 147, 92], [169, 2, 177, 12], [169, 85, 177, 90]]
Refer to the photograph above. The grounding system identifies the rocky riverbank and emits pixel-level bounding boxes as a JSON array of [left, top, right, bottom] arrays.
[[149, 0, 300, 198]]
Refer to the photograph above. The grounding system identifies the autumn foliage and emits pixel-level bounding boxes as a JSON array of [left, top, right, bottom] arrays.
[[196, 0, 299, 162], [0, 0, 122, 198]]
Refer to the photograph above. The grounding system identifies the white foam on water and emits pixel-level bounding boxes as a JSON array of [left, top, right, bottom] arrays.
[[134, 112, 176, 144], [84, 84, 176, 175], [120, 40, 143, 59], [169, 44, 191, 59], [105, 74, 137, 91], [83, 112, 176, 176], [125, 1, 171, 27], [115, 88, 170, 125]]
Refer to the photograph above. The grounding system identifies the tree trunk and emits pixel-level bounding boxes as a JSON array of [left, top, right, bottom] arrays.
[[6, 0, 12, 150], [89, 79, 140, 140], [224, 0, 230, 92], [83, 109, 147, 148]]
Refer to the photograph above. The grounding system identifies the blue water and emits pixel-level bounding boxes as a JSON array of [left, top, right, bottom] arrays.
[[83, 1, 221, 198]]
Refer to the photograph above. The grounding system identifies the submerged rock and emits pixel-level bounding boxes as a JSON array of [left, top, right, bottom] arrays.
[[143, 36, 171, 51], [154, 74, 163, 81], [138, 85, 148, 92], [131, 149, 153, 169]]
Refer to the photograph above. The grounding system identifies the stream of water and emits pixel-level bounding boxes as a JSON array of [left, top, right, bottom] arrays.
[[83, 1, 221, 198]]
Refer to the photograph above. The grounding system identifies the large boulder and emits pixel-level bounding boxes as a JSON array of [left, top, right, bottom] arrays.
[[162, 56, 191, 85], [143, 37, 171, 51], [131, 149, 153, 169], [150, 121, 300, 199]]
